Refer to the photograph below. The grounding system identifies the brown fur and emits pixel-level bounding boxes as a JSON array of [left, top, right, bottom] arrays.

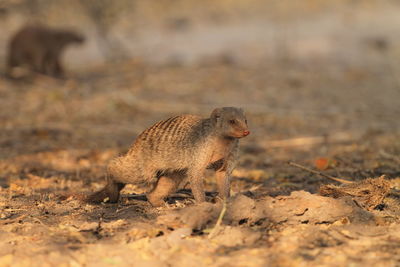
[[87, 107, 250, 206], [6, 25, 84, 78]]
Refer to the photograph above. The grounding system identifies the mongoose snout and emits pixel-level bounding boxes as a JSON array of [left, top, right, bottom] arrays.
[[87, 107, 249, 206]]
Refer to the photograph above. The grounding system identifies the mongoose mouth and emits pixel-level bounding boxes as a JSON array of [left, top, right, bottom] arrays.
[[233, 130, 250, 138]]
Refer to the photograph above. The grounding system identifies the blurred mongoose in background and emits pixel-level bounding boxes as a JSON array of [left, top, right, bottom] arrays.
[[6, 25, 84, 78], [88, 107, 250, 206]]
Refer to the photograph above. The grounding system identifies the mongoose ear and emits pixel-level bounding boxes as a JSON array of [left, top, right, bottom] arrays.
[[211, 108, 222, 120]]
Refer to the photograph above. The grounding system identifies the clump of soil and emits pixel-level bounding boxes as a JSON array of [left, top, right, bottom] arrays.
[[320, 175, 391, 210], [157, 190, 379, 231]]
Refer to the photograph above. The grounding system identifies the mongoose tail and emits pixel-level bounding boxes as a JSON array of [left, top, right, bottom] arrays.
[[86, 178, 125, 203]]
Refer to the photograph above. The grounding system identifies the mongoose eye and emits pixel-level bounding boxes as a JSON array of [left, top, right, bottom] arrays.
[[229, 119, 236, 124]]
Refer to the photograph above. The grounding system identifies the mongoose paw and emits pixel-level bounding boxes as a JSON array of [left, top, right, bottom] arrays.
[[147, 195, 166, 207], [86, 190, 119, 204]]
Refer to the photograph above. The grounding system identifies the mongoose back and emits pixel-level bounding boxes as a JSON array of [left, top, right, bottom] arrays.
[[88, 107, 250, 206], [6, 25, 84, 78]]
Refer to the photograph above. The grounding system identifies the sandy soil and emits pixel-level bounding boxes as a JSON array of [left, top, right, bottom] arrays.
[[1, 58, 400, 266], [1, 1, 400, 266]]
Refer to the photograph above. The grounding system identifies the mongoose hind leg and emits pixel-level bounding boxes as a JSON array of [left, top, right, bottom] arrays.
[[147, 175, 182, 207], [87, 179, 125, 204]]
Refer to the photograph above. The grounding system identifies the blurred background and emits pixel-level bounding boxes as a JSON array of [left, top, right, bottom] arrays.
[[1, 0, 400, 141], [1, 0, 400, 183]]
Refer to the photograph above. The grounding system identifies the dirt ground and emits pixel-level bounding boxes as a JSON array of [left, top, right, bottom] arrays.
[[1, 1, 400, 267]]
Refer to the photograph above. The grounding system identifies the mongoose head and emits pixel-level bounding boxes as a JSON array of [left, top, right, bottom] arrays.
[[55, 30, 85, 45], [210, 107, 250, 138]]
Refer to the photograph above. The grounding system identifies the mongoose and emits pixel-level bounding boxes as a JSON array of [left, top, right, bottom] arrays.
[[6, 25, 84, 78], [88, 107, 250, 206]]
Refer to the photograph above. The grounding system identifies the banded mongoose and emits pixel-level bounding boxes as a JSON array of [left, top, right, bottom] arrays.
[[6, 25, 85, 78], [88, 107, 250, 206]]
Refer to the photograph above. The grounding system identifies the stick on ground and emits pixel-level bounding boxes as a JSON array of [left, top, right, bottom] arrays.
[[288, 161, 353, 184], [208, 200, 227, 239]]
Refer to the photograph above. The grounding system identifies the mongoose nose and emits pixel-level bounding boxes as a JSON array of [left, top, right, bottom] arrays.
[[243, 130, 250, 136]]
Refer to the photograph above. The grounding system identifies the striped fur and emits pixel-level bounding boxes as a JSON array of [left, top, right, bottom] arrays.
[[87, 107, 249, 206]]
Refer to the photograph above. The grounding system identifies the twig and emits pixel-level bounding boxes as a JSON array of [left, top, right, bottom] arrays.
[[0, 213, 29, 225], [33, 217, 48, 227], [3, 208, 27, 212], [380, 150, 400, 164], [288, 161, 353, 184], [208, 200, 227, 239], [95, 212, 104, 237]]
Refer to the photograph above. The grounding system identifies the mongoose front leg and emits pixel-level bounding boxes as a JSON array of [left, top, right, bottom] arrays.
[[188, 170, 206, 203], [53, 58, 64, 77], [216, 141, 238, 199], [147, 175, 181, 207], [216, 170, 231, 199]]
